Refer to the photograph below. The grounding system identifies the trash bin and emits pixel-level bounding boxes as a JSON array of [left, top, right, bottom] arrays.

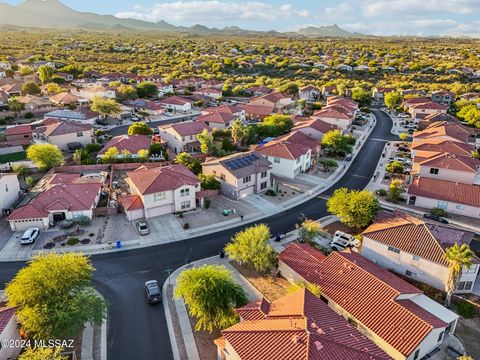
[[219, 250, 225, 258], [116, 241, 122, 249]]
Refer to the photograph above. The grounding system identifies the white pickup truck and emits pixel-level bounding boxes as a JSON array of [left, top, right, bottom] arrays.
[[330, 231, 361, 251]]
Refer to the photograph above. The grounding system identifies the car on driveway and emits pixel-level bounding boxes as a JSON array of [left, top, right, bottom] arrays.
[[330, 231, 360, 251], [136, 220, 150, 235], [20, 228, 40, 245], [423, 213, 449, 224], [145, 280, 162, 304]]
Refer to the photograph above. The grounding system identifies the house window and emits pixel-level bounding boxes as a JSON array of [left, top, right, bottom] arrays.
[[412, 255, 420, 261], [261, 171, 267, 178], [387, 246, 400, 254], [260, 182, 267, 190], [153, 192, 166, 201], [437, 331, 444, 343], [181, 201, 191, 210], [430, 168, 439, 175], [243, 175, 251, 184], [76, 132, 84, 137], [406, 270, 417, 278], [457, 281, 473, 291], [413, 349, 420, 360], [274, 157, 280, 164], [456, 204, 465, 210], [437, 201, 448, 210], [180, 188, 190, 197]]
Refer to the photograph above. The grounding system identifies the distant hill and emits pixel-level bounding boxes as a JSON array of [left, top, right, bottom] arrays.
[[0, 0, 367, 37]]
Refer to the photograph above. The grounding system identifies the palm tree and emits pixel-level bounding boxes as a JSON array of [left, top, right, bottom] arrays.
[[444, 244, 474, 307]]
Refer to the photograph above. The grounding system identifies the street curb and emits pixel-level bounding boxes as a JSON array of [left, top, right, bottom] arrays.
[[81, 290, 107, 360]]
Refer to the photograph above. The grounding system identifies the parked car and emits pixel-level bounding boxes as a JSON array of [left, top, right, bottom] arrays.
[[20, 227, 40, 245], [136, 220, 150, 235], [397, 146, 410, 153], [398, 114, 410, 118], [344, 154, 352, 161], [393, 157, 412, 166], [405, 123, 417, 129], [423, 213, 449, 224], [274, 232, 286, 242], [144, 280, 162, 304], [330, 231, 360, 251]]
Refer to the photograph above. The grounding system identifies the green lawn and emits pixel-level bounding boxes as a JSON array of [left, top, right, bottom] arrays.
[[0, 151, 27, 164]]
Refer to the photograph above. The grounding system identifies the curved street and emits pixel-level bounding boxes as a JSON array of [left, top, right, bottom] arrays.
[[0, 110, 398, 360]]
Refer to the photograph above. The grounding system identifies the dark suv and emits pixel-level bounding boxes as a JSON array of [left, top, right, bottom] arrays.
[[145, 280, 162, 304]]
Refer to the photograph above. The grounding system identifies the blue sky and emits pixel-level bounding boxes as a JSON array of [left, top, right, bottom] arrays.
[[4, 0, 480, 36]]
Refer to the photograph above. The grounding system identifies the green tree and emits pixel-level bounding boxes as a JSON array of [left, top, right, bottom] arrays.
[[472, 150, 480, 160], [22, 82, 41, 95], [12, 163, 30, 181], [327, 188, 380, 230], [196, 129, 212, 155], [231, 119, 247, 146], [384, 91, 402, 110], [117, 84, 137, 101], [45, 83, 62, 94], [5, 253, 107, 340], [38, 65, 54, 84], [399, 133, 409, 142], [319, 159, 338, 171], [321, 130, 353, 155], [225, 224, 277, 273], [258, 115, 293, 137], [351, 88, 372, 108], [175, 152, 201, 174], [298, 219, 322, 244], [91, 97, 121, 119], [137, 82, 158, 98], [18, 346, 67, 360], [27, 144, 64, 171], [278, 82, 299, 95], [386, 160, 404, 174], [444, 244, 474, 307], [174, 265, 248, 332], [127, 122, 153, 136], [101, 147, 119, 163], [199, 174, 220, 190], [8, 97, 25, 112], [388, 179, 405, 202], [19, 65, 34, 76]]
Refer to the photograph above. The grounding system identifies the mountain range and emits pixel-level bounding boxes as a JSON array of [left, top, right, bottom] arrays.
[[0, 0, 365, 37]]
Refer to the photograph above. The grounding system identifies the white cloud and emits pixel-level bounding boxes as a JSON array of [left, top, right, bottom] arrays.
[[325, 3, 353, 18], [116, 1, 309, 24], [362, 0, 480, 17]]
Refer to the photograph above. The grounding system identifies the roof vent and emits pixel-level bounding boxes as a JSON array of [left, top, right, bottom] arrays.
[[291, 335, 301, 344], [316, 328, 325, 335], [314, 341, 323, 350], [311, 322, 318, 329]]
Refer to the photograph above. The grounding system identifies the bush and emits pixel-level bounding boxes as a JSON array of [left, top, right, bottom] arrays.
[[66, 237, 79, 246], [25, 176, 38, 188], [456, 300, 478, 318], [199, 174, 221, 190], [204, 198, 211, 209], [430, 207, 448, 217], [24, 112, 34, 119], [85, 143, 102, 153], [265, 189, 276, 196], [376, 189, 387, 196]]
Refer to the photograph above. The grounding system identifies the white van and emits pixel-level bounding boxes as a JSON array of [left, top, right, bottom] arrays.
[[330, 231, 360, 251]]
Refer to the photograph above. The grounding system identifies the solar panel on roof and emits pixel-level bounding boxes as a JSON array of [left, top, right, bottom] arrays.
[[225, 153, 260, 170]]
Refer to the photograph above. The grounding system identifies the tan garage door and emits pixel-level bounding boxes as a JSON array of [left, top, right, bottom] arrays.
[[146, 204, 173, 219], [12, 219, 46, 232]]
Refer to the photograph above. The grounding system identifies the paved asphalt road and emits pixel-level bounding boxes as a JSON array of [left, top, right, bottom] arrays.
[[0, 110, 397, 360]]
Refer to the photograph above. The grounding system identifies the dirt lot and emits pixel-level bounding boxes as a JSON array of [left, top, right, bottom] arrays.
[[189, 316, 220, 360], [230, 261, 290, 302], [323, 220, 359, 236]]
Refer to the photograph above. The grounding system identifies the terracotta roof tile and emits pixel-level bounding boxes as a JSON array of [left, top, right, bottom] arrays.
[[256, 141, 310, 160], [119, 195, 144, 211], [99, 135, 151, 155], [0, 302, 16, 334], [161, 121, 210, 137]]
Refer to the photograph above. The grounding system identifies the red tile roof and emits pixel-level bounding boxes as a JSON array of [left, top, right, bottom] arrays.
[[293, 118, 338, 134], [313, 108, 351, 120], [237, 103, 274, 116], [221, 288, 390, 360], [411, 139, 474, 157], [416, 152, 480, 172], [253, 92, 291, 103], [413, 122, 474, 143], [5, 125, 32, 136], [256, 140, 311, 160], [408, 176, 480, 208], [127, 164, 199, 195], [8, 182, 102, 221], [363, 211, 475, 266], [279, 244, 446, 357], [161, 121, 210, 137], [119, 195, 144, 211], [98, 135, 151, 155], [196, 112, 235, 125], [0, 302, 16, 334], [275, 131, 320, 153], [39, 120, 92, 137], [158, 96, 192, 106]]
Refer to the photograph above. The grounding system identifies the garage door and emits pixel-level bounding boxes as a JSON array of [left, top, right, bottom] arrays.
[[239, 186, 254, 199], [146, 204, 173, 219], [11, 219, 46, 232]]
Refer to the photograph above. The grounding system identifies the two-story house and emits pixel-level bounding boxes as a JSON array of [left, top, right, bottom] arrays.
[[32, 119, 94, 150], [98, 134, 151, 159], [279, 243, 459, 360], [255, 140, 312, 179], [158, 96, 193, 113], [431, 90, 455, 107], [249, 92, 293, 112], [202, 151, 273, 200], [122, 164, 201, 219], [158, 121, 210, 154], [361, 211, 480, 293], [298, 85, 321, 101]]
